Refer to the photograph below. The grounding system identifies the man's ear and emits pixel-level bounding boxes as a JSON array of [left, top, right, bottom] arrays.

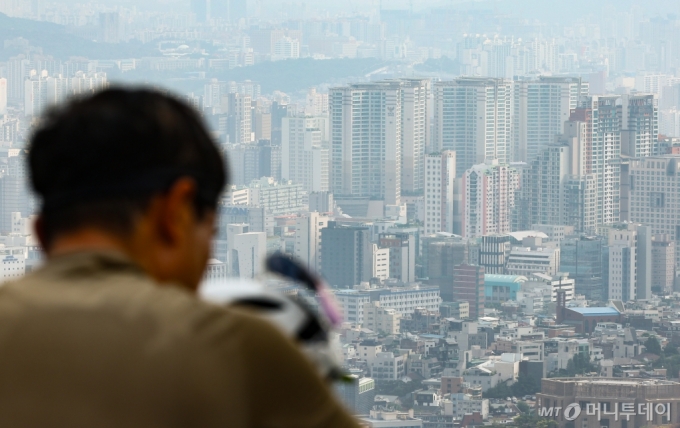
[[152, 177, 198, 245]]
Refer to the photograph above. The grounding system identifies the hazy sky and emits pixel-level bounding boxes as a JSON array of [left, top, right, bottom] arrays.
[[38, 0, 680, 19]]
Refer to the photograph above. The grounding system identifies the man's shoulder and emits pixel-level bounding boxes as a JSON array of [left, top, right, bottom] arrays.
[[0, 261, 282, 353]]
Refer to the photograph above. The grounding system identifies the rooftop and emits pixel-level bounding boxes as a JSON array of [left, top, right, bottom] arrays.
[[545, 377, 679, 386], [568, 307, 620, 316], [484, 274, 528, 285]]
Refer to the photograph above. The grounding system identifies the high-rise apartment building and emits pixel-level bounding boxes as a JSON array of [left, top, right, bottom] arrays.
[[190, 0, 209, 22], [99, 12, 120, 43], [569, 96, 623, 227], [329, 81, 402, 205], [512, 76, 588, 162], [225, 92, 252, 144], [433, 78, 512, 175], [7, 56, 29, 103], [621, 94, 659, 157], [424, 151, 456, 235], [24, 72, 69, 117], [460, 159, 520, 238], [399, 78, 429, 194], [518, 120, 597, 233], [294, 212, 329, 275], [320, 222, 372, 287], [282, 116, 329, 192], [0, 78, 6, 115]]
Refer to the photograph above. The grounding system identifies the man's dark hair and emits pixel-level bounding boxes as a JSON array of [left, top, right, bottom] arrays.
[[29, 88, 228, 247]]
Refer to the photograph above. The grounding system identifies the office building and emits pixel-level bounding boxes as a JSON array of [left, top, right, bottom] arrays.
[[461, 159, 520, 238], [622, 155, 680, 267], [476, 235, 510, 274], [433, 78, 512, 175], [335, 376, 376, 415], [0, 151, 34, 233], [252, 112, 271, 141], [598, 222, 652, 301], [451, 263, 485, 320], [379, 232, 415, 283], [421, 235, 469, 286], [370, 286, 441, 315], [505, 246, 560, 277], [320, 222, 372, 287], [329, 81, 402, 205], [424, 151, 456, 235], [513, 76, 588, 162], [538, 378, 680, 428], [294, 212, 329, 275], [281, 116, 329, 192], [231, 232, 266, 279], [651, 235, 675, 294], [559, 235, 605, 301]]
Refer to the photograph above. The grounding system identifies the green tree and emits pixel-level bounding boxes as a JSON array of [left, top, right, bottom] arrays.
[[514, 414, 558, 428], [483, 380, 513, 399], [511, 373, 541, 396], [516, 401, 530, 414], [549, 353, 598, 377], [665, 344, 679, 356], [644, 337, 662, 356]]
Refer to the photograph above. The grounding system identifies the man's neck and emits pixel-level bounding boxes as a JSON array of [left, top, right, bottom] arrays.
[[47, 229, 132, 259]]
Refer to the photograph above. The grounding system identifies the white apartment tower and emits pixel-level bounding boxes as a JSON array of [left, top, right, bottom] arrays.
[[398, 78, 429, 194], [24, 71, 69, 117], [433, 78, 512, 175], [424, 151, 456, 235], [571, 96, 623, 227], [461, 159, 520, 238], [282, 116, 329, 192], [226, 92, 252, 144], [329, 82, 402, 205], [294, 212, 329, 274], [512, 76, 588, 162]]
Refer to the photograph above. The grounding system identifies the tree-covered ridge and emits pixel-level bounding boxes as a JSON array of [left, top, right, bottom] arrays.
[[0, 13, 157, 61]]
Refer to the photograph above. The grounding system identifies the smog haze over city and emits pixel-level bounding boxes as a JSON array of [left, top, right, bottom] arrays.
[[4, 0, 680, 426]]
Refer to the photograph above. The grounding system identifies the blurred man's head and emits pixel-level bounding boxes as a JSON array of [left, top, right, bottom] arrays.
[[28, 88, 227, 291]]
